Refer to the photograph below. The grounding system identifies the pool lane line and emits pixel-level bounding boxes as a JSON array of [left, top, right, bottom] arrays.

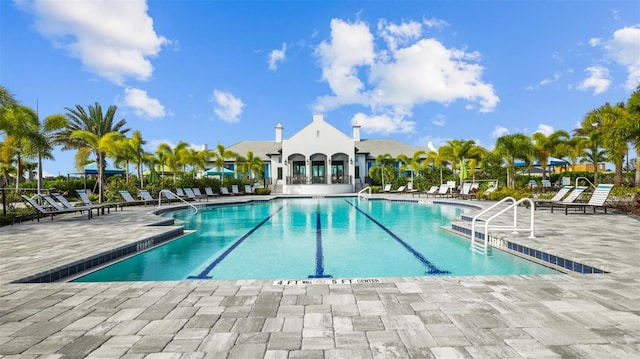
[[345, 200, 450, 275], [187, 204, 286, 280], [309, 203, 332, 279]]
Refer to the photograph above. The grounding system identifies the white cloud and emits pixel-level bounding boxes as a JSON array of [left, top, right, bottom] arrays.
[[492, 126, 509, 138], [122, 88, 165, 119], [535, 124, 554, 136], [22, 0, 168, 85], [431, 114, 446, 126], [423, 17, 449, 30], [268, 43, 287, 71], [577, 66, 611, 94], [377, 19, 422, 52], [351, 112, 415, 135], [589, 37, 601, 47], [605, 25, 640, 91], [313, 18, 498, 135], [211, 90, 244, 123]]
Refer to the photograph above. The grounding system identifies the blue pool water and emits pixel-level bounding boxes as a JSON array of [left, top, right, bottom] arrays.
[[74, 198, 557, 282]]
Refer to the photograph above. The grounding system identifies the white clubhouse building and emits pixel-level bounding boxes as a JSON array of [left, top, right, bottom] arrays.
[[211, 114, 422, 194]]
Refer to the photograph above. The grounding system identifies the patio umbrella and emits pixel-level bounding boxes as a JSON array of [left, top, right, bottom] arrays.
[[205, 166, 234, 178], [148, 165, 159, 184]]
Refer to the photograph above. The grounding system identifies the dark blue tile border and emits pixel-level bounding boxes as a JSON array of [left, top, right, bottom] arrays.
[[13, 226, 184, 283], [450, 225, 608, 275]]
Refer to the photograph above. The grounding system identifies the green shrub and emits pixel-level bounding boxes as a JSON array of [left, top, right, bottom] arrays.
[[255, 188, 271, 195]]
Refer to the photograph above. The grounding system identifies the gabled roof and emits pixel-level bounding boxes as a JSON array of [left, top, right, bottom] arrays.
[[355, 139, 424, 159], [226, 140, 281, 159]]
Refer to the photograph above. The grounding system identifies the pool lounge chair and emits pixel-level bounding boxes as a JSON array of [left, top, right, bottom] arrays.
[[119, 190, 148, 206], [380, 184, 392, 193], [454, 183, 472, 199], [22, 194, 93, 220], [407, 182, 418, 194], [231, 184, 242, 195], [183, 188, 201, 201], [192, 188, 208, 201], [76, 190, 122, 213], [220, 187, 231, 195], [532, 185, 573, 209], [432, 184, 451, 198], [551, 184, 614, 215], [244, 185, 255, 194], [52, 193, 110, 216], [392, 185, 406, 193], [204, 187, 218, 198], [420, 185, 439, 198]]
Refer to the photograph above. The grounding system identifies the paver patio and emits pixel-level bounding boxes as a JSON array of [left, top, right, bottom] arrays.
[[1, 195, 639, 358]]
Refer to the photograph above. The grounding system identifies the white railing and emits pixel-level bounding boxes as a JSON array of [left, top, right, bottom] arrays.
[[159, 190, 198, 214], [358, 186, 372, 200], [575, 176, 596, 190], [471, 197, 536, 250]]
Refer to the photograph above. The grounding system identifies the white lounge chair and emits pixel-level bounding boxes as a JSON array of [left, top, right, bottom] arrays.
[[380, 184, 392, 193], [532, 185, 573, 209], [421, 185, 439, 197], [392, 185, 406, 193], [231, 185, 242, 195], [433, 184, 451, 198], [244, 185, 255, 194], [220, 187, 231, 195], [551, 184, 614, 215]]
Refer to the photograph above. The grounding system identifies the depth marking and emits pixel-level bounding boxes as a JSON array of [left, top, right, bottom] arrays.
[[188, 205, 285, 279], [345, 200, 450, 275]]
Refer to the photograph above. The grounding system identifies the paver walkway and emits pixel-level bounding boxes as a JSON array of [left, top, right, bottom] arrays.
[[1, 195, 639, 358]]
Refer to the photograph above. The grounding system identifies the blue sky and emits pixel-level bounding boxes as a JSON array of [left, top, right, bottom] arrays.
[[2, 0, 639, 176]]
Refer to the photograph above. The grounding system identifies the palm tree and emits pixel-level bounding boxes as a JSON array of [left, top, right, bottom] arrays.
[[532, 130, 570, 179], [397, 150, 426, 183], [211, 143, 238, 179], [156, 141, 189, 184], [113, 130, 148, 187], [236, 151, 264, 181], [369, 153, 395, 188], [34, 114, 67, 193], [56, 103, 130, 201], [624, 86, 640, 185], [438, 139, 483, 184], [494, 133, 533, 188], [581, 103, 630, 185], [425, 148, 449, 185], [0, 105, 48, 190]]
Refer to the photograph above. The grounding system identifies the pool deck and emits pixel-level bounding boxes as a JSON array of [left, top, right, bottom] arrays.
[[1, 195, 639, 358]]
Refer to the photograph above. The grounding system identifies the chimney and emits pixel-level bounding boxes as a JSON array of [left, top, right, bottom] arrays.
[[352, 122, 361, 141], [275, 123, 283, 142], [313, 113, 323, 122]]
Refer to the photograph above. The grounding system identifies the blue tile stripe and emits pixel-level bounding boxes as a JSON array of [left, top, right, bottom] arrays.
[[188, 205, 285, 279], [345, 200, 450, 275], [309, 203, 332, 279]]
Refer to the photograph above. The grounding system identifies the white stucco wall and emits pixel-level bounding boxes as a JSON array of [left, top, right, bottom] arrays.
[[282, 114, 356, 193]]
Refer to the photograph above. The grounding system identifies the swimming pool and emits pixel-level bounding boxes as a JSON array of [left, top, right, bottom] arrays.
[[74, 198, 557, 281]]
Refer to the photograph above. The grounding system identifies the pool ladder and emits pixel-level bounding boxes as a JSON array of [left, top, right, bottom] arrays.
[[158, 190, 198, 214], [470, 197, 535, 252], [358, 186, 372, 200]]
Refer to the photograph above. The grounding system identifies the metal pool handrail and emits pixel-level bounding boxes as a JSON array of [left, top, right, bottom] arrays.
[[358, 186, 371, 200], [159, 189, 198, 214], [470, 196, 536, 250]]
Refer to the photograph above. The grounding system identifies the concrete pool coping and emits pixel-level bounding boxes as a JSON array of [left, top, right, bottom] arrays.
[[1, 194, 639, 357]]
